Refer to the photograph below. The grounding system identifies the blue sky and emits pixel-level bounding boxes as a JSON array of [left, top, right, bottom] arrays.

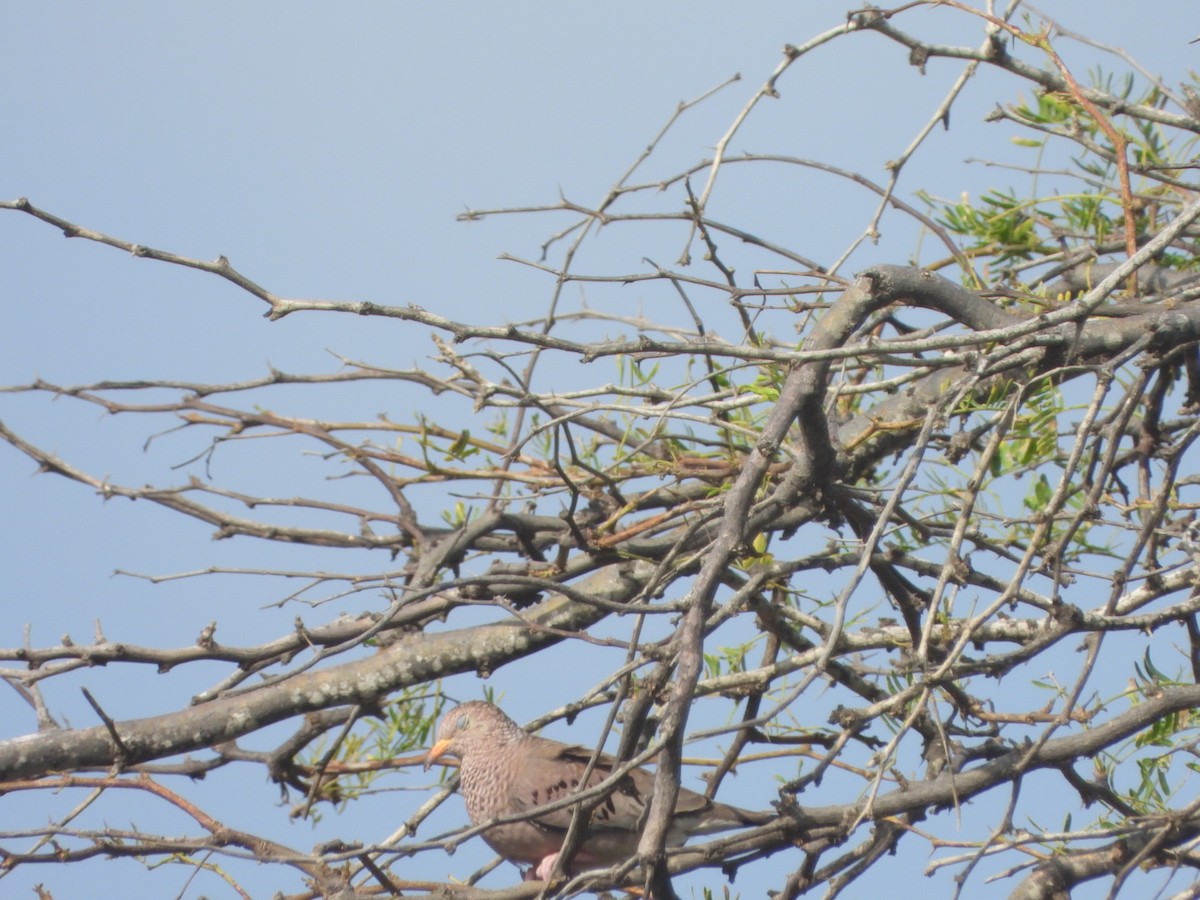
[[1, 3, 1197, 897]]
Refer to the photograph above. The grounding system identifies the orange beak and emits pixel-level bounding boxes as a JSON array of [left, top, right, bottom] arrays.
[[424, 737, 455, 771]]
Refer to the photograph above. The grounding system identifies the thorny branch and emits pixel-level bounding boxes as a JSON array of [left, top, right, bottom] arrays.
[[4, 4, 1200, 898]]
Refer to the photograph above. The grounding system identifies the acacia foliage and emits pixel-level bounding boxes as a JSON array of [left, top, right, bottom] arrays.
[[4, 4, 1200, 899]]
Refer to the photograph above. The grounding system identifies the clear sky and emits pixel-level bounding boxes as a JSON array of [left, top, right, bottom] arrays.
[[1, 3, 1196, 898]]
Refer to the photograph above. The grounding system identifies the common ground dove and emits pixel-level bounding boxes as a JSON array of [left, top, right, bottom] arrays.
[[424, 701, 771, 881]]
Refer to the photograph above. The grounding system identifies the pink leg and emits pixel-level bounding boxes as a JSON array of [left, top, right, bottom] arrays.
[[534, 852, 561, 881]]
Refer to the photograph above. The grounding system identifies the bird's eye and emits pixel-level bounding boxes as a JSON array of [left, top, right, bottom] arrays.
[[456, 714, 471, 731]]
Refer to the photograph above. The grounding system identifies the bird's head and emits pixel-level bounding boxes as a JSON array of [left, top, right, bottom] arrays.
[[423, 701, 525, 770]]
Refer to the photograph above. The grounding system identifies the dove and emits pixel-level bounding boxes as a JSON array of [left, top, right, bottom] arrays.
[[424, 701, 771, 881]]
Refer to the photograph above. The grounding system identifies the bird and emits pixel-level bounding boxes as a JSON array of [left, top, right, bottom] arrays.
[[424, 700, 772, 882]]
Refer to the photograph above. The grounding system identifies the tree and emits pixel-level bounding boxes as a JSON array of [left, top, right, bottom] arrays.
[[3, 3, 1200, 898]]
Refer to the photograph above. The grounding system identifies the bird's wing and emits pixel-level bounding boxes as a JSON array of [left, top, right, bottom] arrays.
[[506, 738, 650, 833], [506, 737, 767, 833]]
